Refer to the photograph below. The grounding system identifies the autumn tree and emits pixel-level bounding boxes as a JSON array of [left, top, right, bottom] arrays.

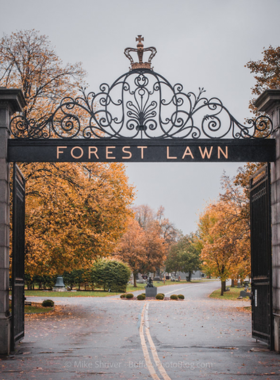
[[114, 218, 147, 287], [237, 45, 280, 187], [155, 206, 179, 248], [133, 204, 177, 276], [134, 205, 175, 275], [245, 45, 280, 115], [23, 162, 134, 276], [141, 221, 167, 275], [194, 46, 279, 293], [0, 29, 85, 118], [134, 205, 178, 248], [115, 206, 170, 286], [134, 205, 154, 230], [2, 30, 134, 276], [197, 192, 250, 295]]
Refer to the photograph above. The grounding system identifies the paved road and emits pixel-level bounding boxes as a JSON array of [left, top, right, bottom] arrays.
[[1, 281, 280, 380]]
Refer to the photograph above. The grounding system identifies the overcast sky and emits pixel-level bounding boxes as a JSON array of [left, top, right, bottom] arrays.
[[1, 0, 279, 234]]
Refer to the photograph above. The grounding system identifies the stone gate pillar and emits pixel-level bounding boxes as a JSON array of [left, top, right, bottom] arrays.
[[0, 89, 25, 355], [255, 90, 280, 352]]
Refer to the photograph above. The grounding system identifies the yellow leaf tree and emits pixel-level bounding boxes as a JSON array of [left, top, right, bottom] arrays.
[[1, 30, 135, 276], [197, 190, 250, 295], [114, 218, 147, 287]]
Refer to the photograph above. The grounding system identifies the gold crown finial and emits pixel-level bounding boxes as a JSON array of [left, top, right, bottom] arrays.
[[124, 36, 157, 70]]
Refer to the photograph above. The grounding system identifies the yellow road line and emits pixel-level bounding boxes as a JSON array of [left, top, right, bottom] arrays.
[[139, 303, 160, 380], [145, 304, 171, 380]]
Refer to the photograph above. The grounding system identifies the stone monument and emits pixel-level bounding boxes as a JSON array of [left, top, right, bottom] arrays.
[[52, 276, 66, 292], [145, 277, 157, 297]]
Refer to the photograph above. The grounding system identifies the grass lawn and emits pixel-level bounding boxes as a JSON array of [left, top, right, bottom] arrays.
[[21, 279, 217, 297], [128, 278, 216, 290], [23, 290, 120, 297], [9, 304, 54, 314], [209, 286, 250, 300], [25, 305, 54, 314]]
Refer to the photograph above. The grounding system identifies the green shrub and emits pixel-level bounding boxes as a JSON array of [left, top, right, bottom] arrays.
[[93, 259, 131, 292], [170, 294, 178, 300], [156, 293, 164, 300], [126, 293, 134, 299], [42, 299, 54, 307], [178, 294, 185, 299], [120, 294, 126, 298], [137, 294, 145, 300]]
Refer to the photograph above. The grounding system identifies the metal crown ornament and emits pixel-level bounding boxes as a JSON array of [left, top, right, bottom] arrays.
[[124, 35, 157, 70]]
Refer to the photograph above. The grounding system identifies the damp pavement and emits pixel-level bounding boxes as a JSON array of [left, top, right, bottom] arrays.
[[1, 281, 280, 380]]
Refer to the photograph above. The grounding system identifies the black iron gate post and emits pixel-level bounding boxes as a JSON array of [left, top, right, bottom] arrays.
[[11, 164, 25, 350], [0, 90, 25, 356], [255, 90, 280, 352], [250, 164, 273, 349]]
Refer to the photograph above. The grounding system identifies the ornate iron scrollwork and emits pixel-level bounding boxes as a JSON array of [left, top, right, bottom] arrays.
[[10, 36, 272, 140], [10, 69, 272, 140]]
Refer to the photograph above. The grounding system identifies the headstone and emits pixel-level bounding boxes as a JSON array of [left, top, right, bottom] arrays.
[[136, 279, 146, 284], [239, 290, 251, 298]]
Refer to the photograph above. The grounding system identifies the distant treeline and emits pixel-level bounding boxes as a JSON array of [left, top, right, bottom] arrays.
[[23, 259, 131, 293]]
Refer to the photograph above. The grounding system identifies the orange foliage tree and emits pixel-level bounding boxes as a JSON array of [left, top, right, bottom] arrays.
[[196, 177, 250, 295], [23, 162, 134, 276], [235, 46, 280, 188], [0, 29, 85, 118], [115, 205, 170, 286], [114, 218, 147, 287], [1, 30, 135, 276], [245, 45, 280, 114]]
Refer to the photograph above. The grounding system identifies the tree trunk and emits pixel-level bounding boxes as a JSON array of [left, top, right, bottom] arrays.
[[231, 279, 235, 287], [221, 280, 226, 296], [133, 272, 137, 287]]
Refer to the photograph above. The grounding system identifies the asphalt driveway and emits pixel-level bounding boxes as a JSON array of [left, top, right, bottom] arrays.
[[1, 281, 279, 380]]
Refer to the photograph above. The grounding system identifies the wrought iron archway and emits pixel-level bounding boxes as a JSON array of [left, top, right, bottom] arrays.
[[8, 36, 275, 163], [7, 36, 276, 351]]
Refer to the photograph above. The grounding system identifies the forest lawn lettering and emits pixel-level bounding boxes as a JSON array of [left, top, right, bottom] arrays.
[[56, 145, 228, 161]]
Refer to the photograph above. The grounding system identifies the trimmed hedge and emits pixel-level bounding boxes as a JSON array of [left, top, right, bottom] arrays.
[[170, 294, 178, 300], [42, 299, 54, 307], [120, 294, 126, 298], [93, 259, 131, 293], [178, 294, 185, 299], [156, 293, 164, 300], [126, 293, 134, 299], [137, 294, 145, 300]]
